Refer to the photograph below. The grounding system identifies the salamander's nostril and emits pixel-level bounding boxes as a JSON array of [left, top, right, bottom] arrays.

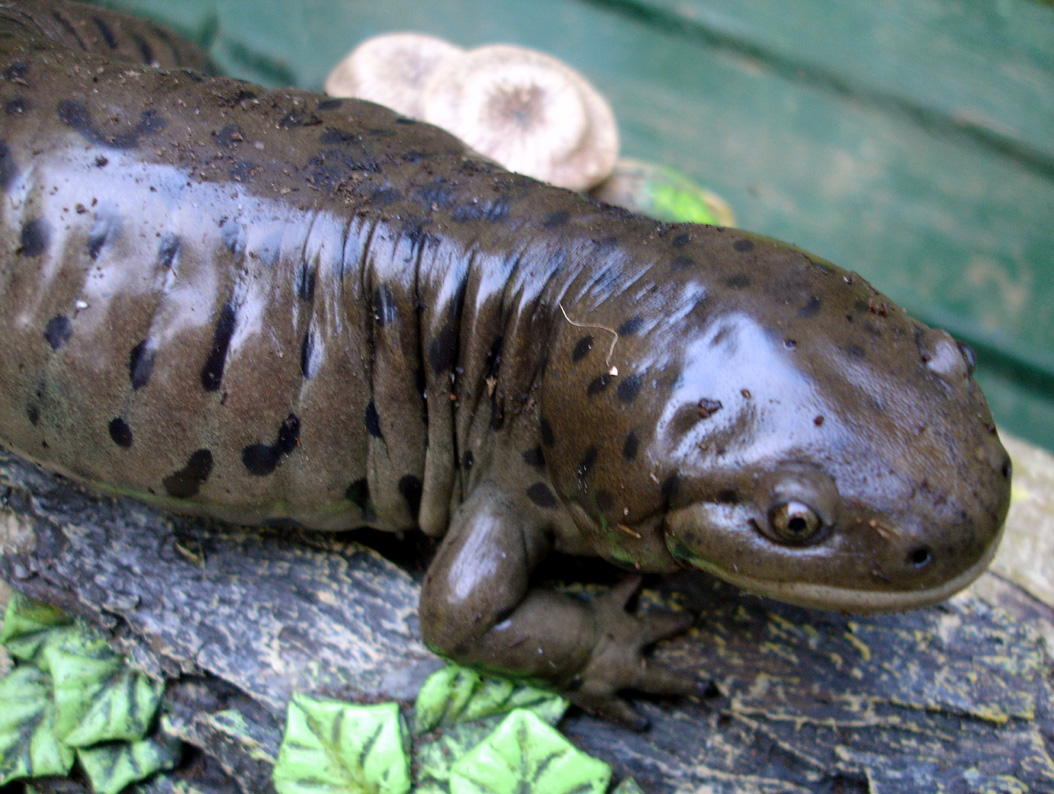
[[908, 545, 933, 569]]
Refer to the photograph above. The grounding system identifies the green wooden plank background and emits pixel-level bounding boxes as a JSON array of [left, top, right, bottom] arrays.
[[91, 0, 1054, 452]]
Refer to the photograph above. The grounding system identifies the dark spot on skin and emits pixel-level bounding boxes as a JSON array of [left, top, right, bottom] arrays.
[[540, 419, 555, 447], [163, 449, 213, 498], [365, 401, 382, 439], [57, 100, 164, 149], [19, 218, 48, 257], [278, 110, 322, 129], [741, 388, 752, 399], [201, 301, 236, 392], [158, 234, 181, 268], [3, 60, 28, 80], [798, 296, 822, 318], [374, 284, 397, 327], [26, 405, 39, 426], [673, 233, 691, 248], [345, 478, 370, 513], [91, 16, 118, 47], [5, 97, 27, 115], [814, 415, 825, 426], [616, 374, 642, 403], [399, 474, 423, 517], [617, 316, 643, 336], [44, 316, 71, 350], [428, 321, 457, 374], [572, 335, 593, 362], [844, 344, 866, 359], [370, 187, 402, 206], [587, 374, 611, 395], [318, 129, 381, 173], [220, 218, 246, 256], [577, 446, 597, 481], [129, 340, 155, 389], [522, 446, 545, 468], [527, 482, 557, 508], [623, 431, 639, 461], [457, 197, 510, 223], [671, 256, 694, 270], [0, 142, 17, 190], [726, 274, 750, 289], [462, 450, 474, 471], [215, 123, 245, 148], [661, 473, 680, 504], [454, 196, 512, 223], [316, 98, 343, 111], [785, 339, 797, 350], [295, 262, 316, 302], [108, 417, 133, 448], [418, 180, 455, 208], [595, 490, 614, 512], [221, 87, 258, 107], [242, 413, 301, 476], [542, 210, 571, 229], [300, 331, 314, 378], [733, 238, 755, 253], [697, 398, 722, 419]]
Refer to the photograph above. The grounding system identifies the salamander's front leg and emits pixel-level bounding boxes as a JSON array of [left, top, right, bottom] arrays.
[[420, 483, 699, 728]]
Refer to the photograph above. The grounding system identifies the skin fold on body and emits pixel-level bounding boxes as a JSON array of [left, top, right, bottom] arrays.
[[0, 0, 1011, 725]]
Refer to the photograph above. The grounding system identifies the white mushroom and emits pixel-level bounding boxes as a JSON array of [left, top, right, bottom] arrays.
[[324, 32, 464, 118], [419, 44, 619, 190]]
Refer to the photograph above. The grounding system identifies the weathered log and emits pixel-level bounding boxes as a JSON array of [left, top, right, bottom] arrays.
[[1, 443, 1052, 794]]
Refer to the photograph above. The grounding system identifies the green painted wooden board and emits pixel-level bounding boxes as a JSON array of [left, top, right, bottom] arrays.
[[89, 0, 1054, 452]]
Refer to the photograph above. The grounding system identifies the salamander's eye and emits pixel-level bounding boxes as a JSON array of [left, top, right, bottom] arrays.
[[767, 501, 824, 545]]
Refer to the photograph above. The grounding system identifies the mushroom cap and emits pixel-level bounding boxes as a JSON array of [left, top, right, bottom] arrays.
[[325, 32, 464, 118], [420, 44, 619, 190]]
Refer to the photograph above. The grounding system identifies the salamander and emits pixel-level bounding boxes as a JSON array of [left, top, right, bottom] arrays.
[[0, 0, 1011, 725]]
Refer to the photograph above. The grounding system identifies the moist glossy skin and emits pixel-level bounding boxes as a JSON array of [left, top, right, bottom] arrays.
[[0, 0, 1011, 725]]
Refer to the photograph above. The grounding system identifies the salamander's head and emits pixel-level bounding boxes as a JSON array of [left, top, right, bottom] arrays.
[[542, 224, 1010, 614]]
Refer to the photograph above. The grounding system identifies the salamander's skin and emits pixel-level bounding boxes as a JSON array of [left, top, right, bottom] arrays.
[[0, 0, 1011, 724]]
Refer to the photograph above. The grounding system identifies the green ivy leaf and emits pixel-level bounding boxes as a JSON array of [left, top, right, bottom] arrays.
[[414, 665, 566, 734], [273, 695, 411, 794], [76, 733, 182, 794], [0, 593, 73, 663], [590, 159, 736, 227], [0, 666, 75, 785], [449, 709, 610, 794], [45, 630, 164, 746], [413, 666, 568, 789]]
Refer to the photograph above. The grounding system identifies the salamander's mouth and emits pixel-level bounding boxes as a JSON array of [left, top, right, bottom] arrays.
[[684, 522, 1003, 614]]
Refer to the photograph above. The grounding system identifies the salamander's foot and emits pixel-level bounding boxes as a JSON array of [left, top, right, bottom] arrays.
[[564, 575, 705, 730]]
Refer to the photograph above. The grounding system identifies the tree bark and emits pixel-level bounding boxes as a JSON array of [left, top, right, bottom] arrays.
[[1, 446, 1051, 794]]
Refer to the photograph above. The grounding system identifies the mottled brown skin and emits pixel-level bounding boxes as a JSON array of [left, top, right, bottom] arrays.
[[0, 0, 1011, 725]]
